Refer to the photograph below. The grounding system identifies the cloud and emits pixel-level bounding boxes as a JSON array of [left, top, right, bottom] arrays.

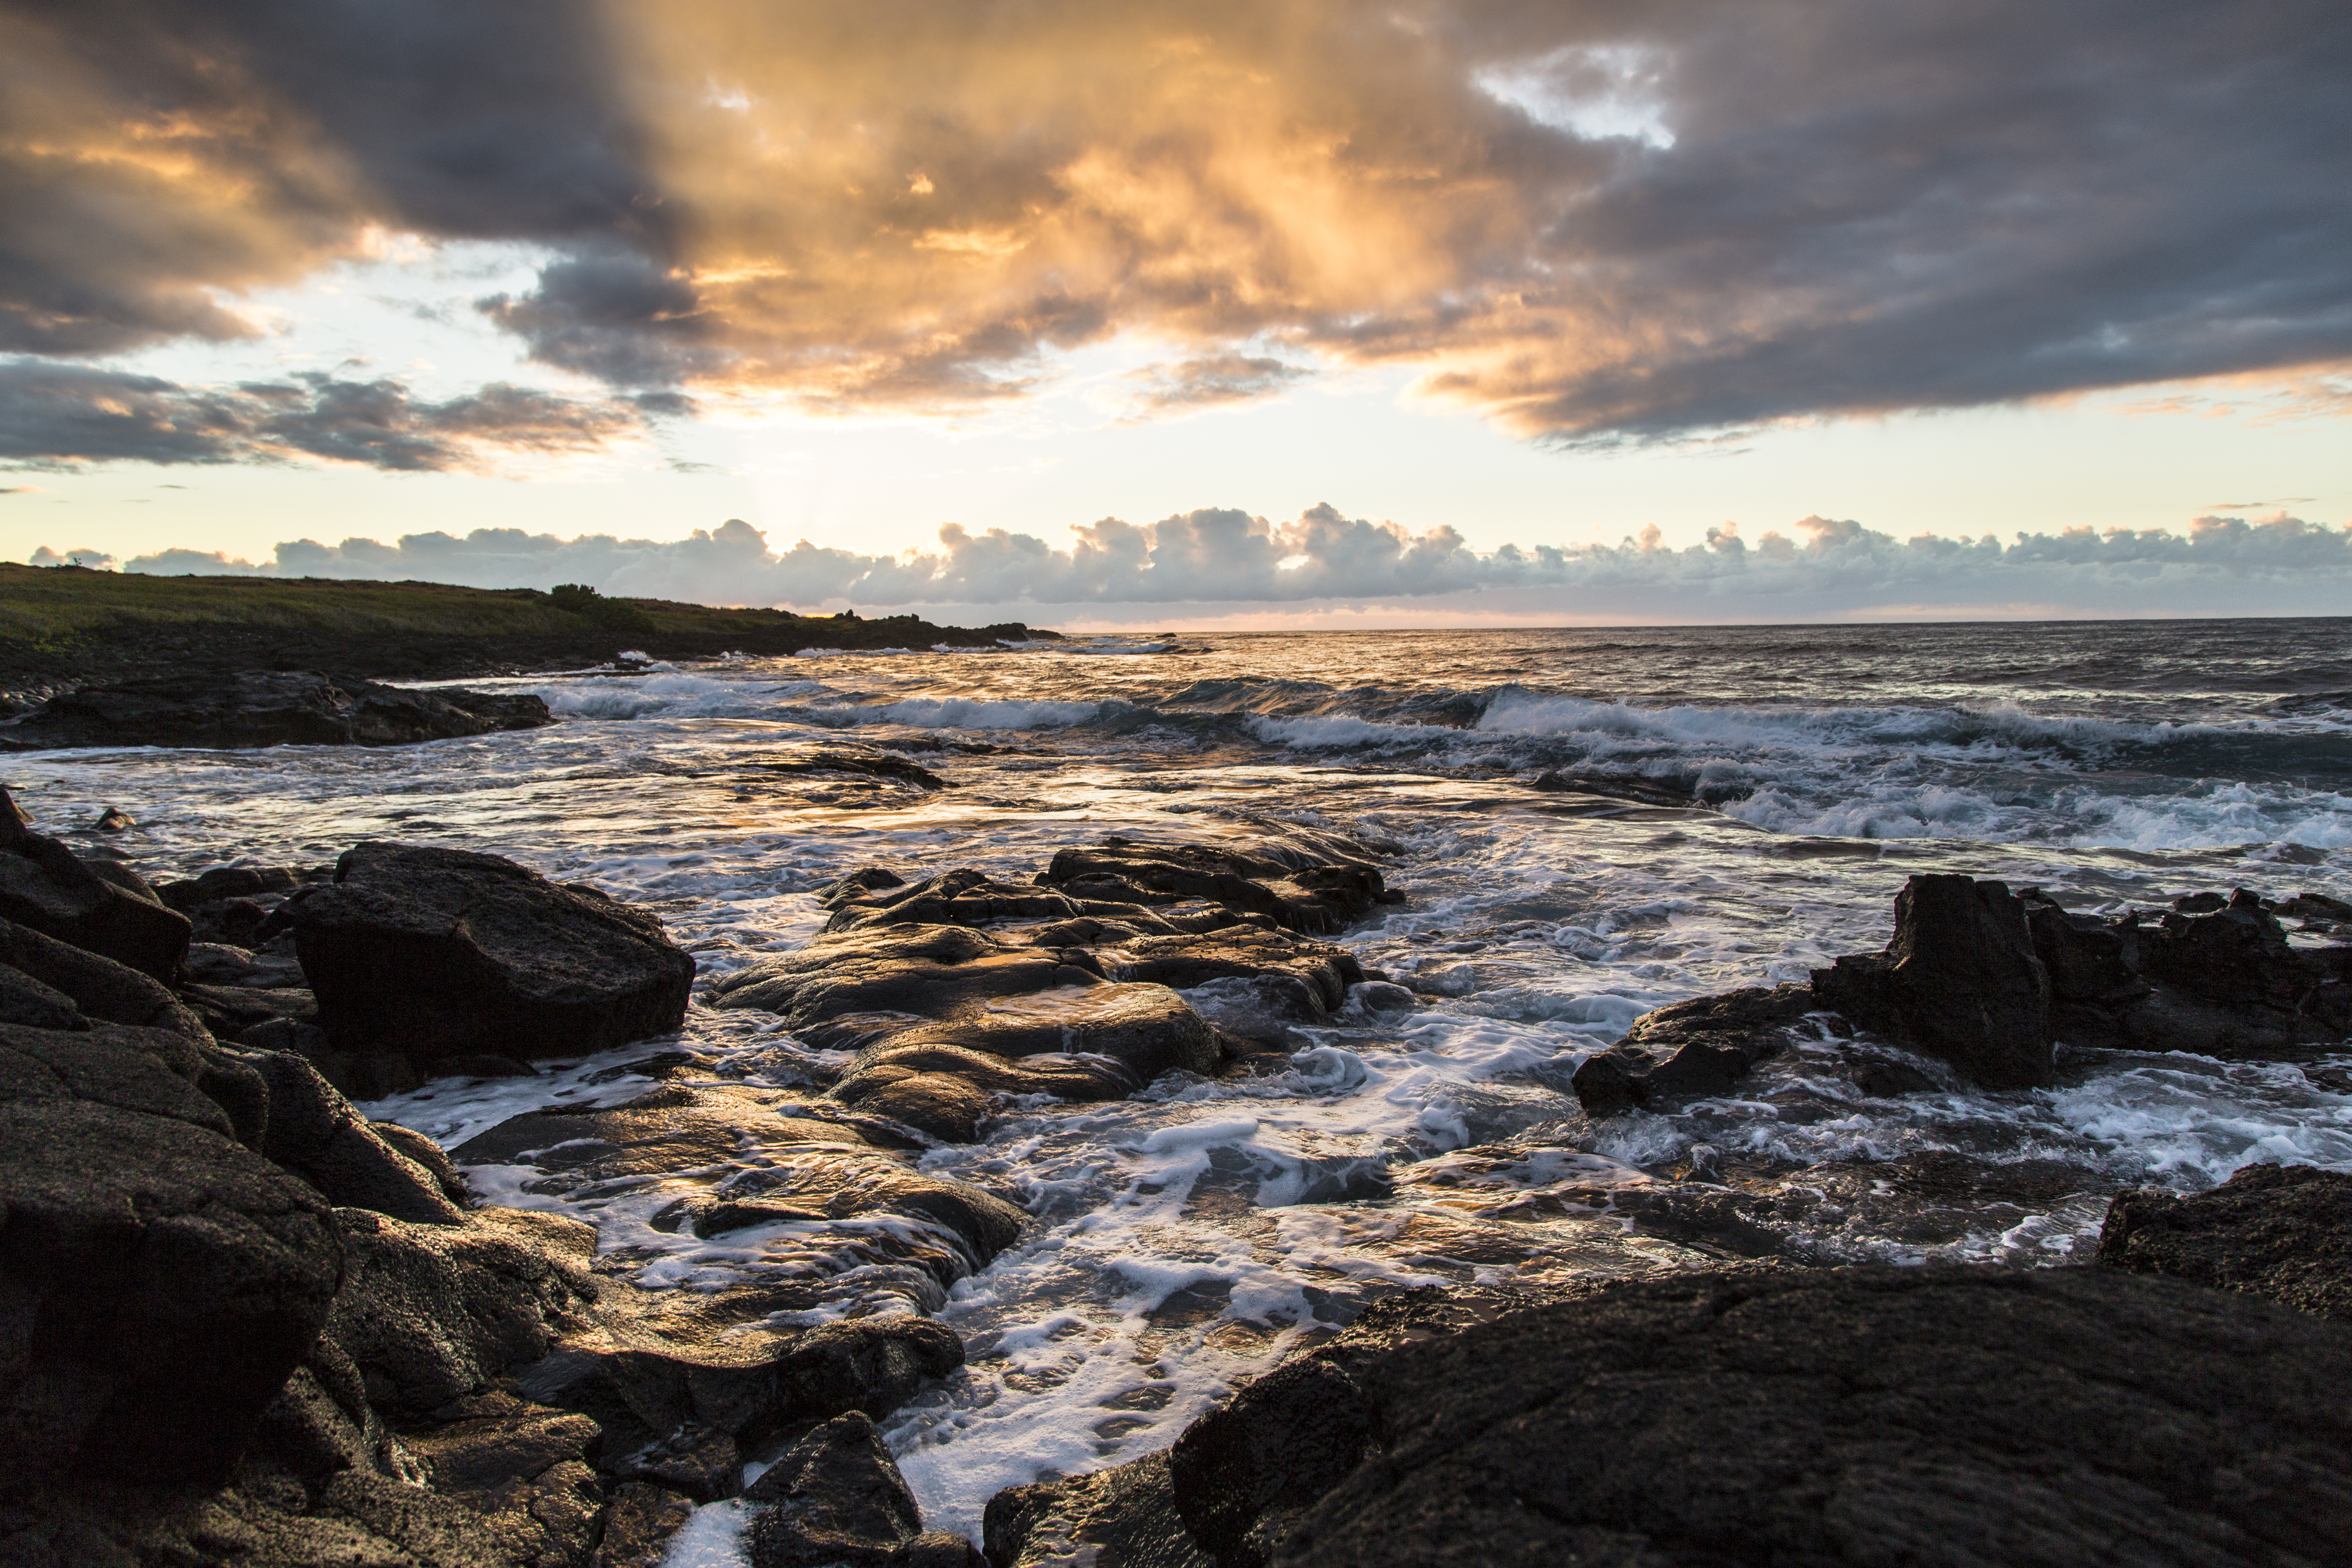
[[108, 504, 2352, 621], [1123, 354, 1313, 416], [26, 546, 115, 567], [0, 360, 648, 472], [0, 1, 2343, 441]]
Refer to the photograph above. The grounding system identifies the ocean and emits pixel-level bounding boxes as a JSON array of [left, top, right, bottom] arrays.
[[16, 617, 2352, 1555]]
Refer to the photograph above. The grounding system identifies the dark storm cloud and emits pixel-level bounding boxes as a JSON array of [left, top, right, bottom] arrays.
[[2, 0, 2348, 438], [0, 361, 643, 472], [106, 505, 2352, 622]]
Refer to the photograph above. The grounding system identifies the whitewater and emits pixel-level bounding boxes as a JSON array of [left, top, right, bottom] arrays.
[[11, 618, 2350, 1560]]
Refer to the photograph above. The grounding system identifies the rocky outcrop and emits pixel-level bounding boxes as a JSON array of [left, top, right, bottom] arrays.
[[0, 821, 189, 981], [743, 1410, 982, 1566], [1034, 836, 1400, 937], [711, 833, 1396, 1141], [2100, 1161, 2352, 1320], [988, 1267, 2352, 1568], [1576, 873, 2352, 1115], [452, 1083, 1026, 1315], [292, 841, 696, 1066], [1811, 873, 2054, 1087], [1570, 983, 1817, 1113], [0, 829, 968, 1567], [0, 668, 552, 751]]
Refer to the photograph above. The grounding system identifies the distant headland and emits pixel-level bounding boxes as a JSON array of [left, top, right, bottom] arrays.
[[0, 564, 1056, 697]]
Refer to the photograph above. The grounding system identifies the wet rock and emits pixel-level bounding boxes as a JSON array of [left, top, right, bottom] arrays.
[[1811, 873, 2054, 1087], [326, 1205, 604, 1412], [0, 829, 189, 981], [293, 841, 695, 1062], [610, 1420, 743, 1500], [831, 1040, 1148, 1142], [403, 1393, 604, 1492], [592, 1480, 697, 1566], [1572, 982, 1816, 1114], [1167, 1358, 1376, 1563], [1036, 837, 1395, 936], [0, 1084, 342, 1481], [713, 923, 1098, 1027], [1082, 1265, 2352, 1568], [984, 1452, 1212, 1568], [455, 1089, 1022, 1285], [91, 806, 133, 833], [518, 1312, 964, 1460], [0, 668, 552, 751], [2099, 1161, 2352, 1321], [1101, 928, 1364, 1013], [588, 1486, 696, 1568], [743, 1410, 922, 1566]]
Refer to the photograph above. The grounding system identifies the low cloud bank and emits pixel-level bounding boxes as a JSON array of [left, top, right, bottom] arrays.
[[39, 503, 2352, 622]]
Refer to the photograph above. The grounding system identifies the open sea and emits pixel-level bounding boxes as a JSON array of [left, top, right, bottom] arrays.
[[14, 618, 2352, 1557]]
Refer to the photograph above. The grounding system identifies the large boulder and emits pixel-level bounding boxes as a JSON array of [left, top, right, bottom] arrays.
[[1811, 873, 2054, 1087], [0, 915, 207, 1038], [1572, 983, 1816, 1114], [743, 1410, 928, 1567], [1010, 1266, 2352, 1568], [0, 1049, 343, 1481], [0, 831, 189, 982], [0, 668, 552, 751], [2100, 1161, 2352, 1321], [292, 842, 695, 1062]]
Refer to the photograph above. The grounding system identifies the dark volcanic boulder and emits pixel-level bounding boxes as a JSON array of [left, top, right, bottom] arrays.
[[1572, 983, 1815, 1114], [0, 1088, 342, 1481], [0, 831, 189, 981], [1016, 1266, 2352, 1568], [0, 668, 552, 751], [2100, 1161, 2352, 1320], [1811, 873, 2054, 1087], [743, 1410, 926, 1567], [293, 842, 695, 1062], [0, 914, 207, 1037]]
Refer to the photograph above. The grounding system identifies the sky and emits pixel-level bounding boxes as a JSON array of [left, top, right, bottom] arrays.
[[2, 0, 2348, 627]]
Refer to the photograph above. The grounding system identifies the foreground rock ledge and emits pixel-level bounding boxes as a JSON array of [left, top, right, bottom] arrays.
[[987, 1266, 2352, 1568]]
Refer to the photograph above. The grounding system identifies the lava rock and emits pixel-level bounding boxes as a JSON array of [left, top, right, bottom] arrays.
[[326, 1206, 604, 1412], [1089, 1266, 2352, 1568], [711, 923, 1098, 1029], [2099, 1161, 2352, 1320], [292, 841, 695, 1062], [0, 1089, 342, 1481], [0, 668, 552, 751], [0, 913, 208, 1039], [592, 1481, 698, 1566], [743, 1410, 923, 1566], [1572, 982, 1816, 1114], [519, 1313, 964, 1458], [0, 830, 189, 981], [984, 1452, 1212, 1568], [1811, 873, 2054, 1087], [1036, 838, 1392, 935], [243, 1049, 469, 1224]]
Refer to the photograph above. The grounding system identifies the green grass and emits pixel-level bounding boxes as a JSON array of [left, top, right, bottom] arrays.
[[0, 564, 1041, 667], [0, 564, 586, 645]]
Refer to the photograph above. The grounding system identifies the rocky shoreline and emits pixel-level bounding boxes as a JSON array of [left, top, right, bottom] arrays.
[[2, 765, 2350, 1566]]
